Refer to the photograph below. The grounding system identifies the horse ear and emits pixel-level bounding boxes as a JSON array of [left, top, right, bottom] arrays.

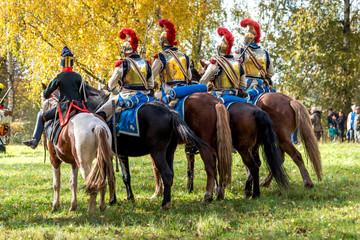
[[41, 83, 47, 90], [190, 59, 194, 68], [199, 59, 208, 69]]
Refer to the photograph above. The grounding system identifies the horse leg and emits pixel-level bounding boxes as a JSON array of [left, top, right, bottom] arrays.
[[108, 158, 117, 205], [52, 165, 61, 212], [99, 185, 107, 212], [150, 155, 164, 199], [79, 163, 97, 213], [151, 152, 174, 209], [186, 152, 195, 193], [240, 150, 260, 198], [69, 164, 78, 211], [199, 149, 216, 202], [282, 141, 314, 188], [119, 156, 134, 201]]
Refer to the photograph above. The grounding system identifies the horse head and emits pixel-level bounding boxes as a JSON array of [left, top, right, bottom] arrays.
[[41, 83, 59, 112]]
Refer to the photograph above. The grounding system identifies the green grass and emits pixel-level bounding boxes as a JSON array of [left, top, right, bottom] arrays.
[[0, 143, 359, 239]]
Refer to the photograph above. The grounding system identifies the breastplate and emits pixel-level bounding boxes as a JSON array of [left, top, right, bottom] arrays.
[[160, 51, 187, 82], [242, 48, 267, 78], [123, 58, 147, 87], [214, 58, 241, 89]]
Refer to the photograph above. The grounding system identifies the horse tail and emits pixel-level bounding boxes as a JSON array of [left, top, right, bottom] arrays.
[[215, 103, 233, 187], [86, 126, 115, 194], [290, 100, 322, 180], [254, 109, 289, 189], [170, 109, 211, 152]]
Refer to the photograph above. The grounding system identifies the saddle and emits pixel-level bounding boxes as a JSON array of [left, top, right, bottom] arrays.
[[45, 110, 77, 145]]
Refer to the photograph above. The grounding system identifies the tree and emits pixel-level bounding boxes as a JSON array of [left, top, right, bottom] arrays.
[[258, 0, 360, 111]]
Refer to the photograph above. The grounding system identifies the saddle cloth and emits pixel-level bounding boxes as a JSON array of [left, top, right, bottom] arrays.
[[113, 92, 153, 137], [45, 110, 77, 145]]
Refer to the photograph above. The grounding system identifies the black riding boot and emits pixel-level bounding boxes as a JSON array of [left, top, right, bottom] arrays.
[[23, 110, 45, 149]]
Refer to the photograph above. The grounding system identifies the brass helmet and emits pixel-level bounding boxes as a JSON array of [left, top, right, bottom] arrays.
[[159, 19, 178, 48], [119, 28, 139, 55], [240, 19, 261, 45], [217, 27, 234, 56]]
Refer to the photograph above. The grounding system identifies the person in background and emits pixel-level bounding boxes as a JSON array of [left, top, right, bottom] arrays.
[[327, 108, 339, 127], [333, 110, 346, 143], [346, 105, 356, 142], [327, 123, 337, 142], [353, 107, 360, 142], [310, 107, 322, 141]]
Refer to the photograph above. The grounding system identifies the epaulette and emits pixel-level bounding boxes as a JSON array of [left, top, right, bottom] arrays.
[[210, 59, 217, 64], [147, 60, 152, 66], [153, 54, 159, 59], [115, 60, 124, 68]]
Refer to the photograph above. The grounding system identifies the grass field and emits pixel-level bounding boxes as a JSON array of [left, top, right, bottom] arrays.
[[0, 143, 359, 239]]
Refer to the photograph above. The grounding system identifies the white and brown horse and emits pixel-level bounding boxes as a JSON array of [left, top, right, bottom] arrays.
[[42, 87, 114, 213]]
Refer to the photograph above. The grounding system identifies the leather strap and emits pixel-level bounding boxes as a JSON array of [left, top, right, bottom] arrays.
[[125, 57, 149, 90], [244, 47, 267, 78], [164, 50, 191, 83], [216, 57, 240, 88]]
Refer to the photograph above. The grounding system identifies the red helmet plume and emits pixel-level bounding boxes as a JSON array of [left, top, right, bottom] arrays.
[[240, 19, 261, 43], [217, 27, 234, 55], [119, 28, 139, 52], [159, 19, 178, 46]]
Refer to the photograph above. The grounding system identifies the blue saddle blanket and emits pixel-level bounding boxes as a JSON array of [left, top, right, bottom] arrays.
[[246, 87, 275, 105], [114, 92, 153, 137], [174, 95, 189, 120]]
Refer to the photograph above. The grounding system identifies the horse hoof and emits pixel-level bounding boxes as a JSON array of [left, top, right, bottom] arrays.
[[52, 203, 60, 212], [251, 194, 260, 199], [260, 180, 271, 187], [244, 190, 252, 197], [304, 181, 314, 188], [150, 193, 159, 199], [69, 204, 77, 211], [160, 202, 171, 210], [100, 204, 106, 212], [201, 191, 213, 203]]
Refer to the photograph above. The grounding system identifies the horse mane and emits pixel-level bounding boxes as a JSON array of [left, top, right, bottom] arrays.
[[84, 83, 110, 113]]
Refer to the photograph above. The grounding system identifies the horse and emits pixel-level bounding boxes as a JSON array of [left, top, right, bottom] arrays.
[[255, 93, 322, 187], [197, 61, 321, 188], [150, 66, 288, 199], [41, 86, 115, 213], [84, 85, 212, 208]]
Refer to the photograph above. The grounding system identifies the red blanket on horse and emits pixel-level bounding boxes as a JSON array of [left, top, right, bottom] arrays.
[[58, 100, 90, 127]]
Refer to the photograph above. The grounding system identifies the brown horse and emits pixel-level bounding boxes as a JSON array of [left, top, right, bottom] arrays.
[[43, 90, 115, 213], [255, 92, 322, 187], [152, 92, 233, 201]]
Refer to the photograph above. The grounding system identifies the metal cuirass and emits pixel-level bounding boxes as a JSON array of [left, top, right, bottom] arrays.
[[242, 48, 267, 78], [214, 58, 242, 89], [123, 58, 147, 87], [160, 51, 187, 82]]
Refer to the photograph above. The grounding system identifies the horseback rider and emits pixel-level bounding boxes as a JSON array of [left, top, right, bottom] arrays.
[[23, 46, 88, 149], [151, 19, 192, 107], [234, 19, 275, 101], [96, 28, 154, 121], [199, 27, 247, 98]]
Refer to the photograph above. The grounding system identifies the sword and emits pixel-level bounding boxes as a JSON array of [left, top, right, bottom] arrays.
[[140, 19, 154, 59], [112, 100, 120, 172], [237, 35, 256, 61], [0, 86, 12, 105]]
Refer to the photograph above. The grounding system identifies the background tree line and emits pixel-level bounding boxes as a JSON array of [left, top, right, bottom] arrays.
[[0, 0, 359, 141]]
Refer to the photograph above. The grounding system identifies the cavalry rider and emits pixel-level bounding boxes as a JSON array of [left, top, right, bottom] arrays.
[[23, 46, 88, 149], [151, 19, 192, 106], [199, 27, 247, 98], [96, 28, 154, 120], [235, 19, 275, 101]]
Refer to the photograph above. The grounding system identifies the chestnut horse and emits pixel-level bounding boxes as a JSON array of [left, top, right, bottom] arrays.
[[42, 89, 114, 213], [255, 93, 322, 187], [196, 62, 321, 188]]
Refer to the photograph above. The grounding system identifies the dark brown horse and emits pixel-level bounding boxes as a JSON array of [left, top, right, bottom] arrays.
[[255, 93, 322, 187], [152, 92, 233, 201]]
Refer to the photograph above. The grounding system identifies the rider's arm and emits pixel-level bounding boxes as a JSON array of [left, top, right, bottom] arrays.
[[199, 63, 219, 85], [151, 57, 163, 81], [43, 77, 60, 99], [145, 61, 154, 90], [108, 65, 124, 91]]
